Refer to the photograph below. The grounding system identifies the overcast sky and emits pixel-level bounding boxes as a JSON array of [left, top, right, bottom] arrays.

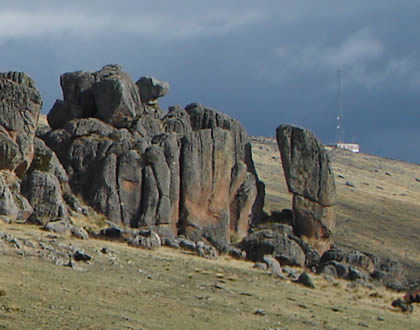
[[1, 1, 419, 163]]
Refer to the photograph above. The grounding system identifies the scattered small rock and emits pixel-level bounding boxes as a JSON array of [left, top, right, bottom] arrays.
[[337, 174, 345, 179], [162, 237, 180, 249], [416, 178, 420, 183], [377, 317, 384, 321], [214, 284, 225, 290], [376, 186, 384, 190], [100, 247, 112, 254], [71, 226, 89, 240], [73, 250, 92, 262], [253, 262, 268, 271], [263, 254, 282, 278], [392, 298, 413, 313], [64, 259, 86, 272], [43, 219, 72, 234], [196, 241, 217, 259], [295, 272, 315, 288], [254, 309, 266, 316], [179, 239, 196, 252], [0, 289, 6, 297], [345, 181, 355, 188], [358, 321, 369, 328], [384, 172, 392, 176]]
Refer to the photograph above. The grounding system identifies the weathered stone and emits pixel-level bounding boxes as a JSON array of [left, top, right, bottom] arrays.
[[240, 228, 305, 267], [60, 70, 95, 110], [43, 219, 72, 234], [319, 264, 338, 278], [276, 125, 335, 254], [196, 241, 217, 259], [179, 128, 233, 247], [346, 251, 375, 273], [0, 71, 42, 177], [185, 103, 265, 229], [64, 118, 116, 138], [263, 254, 282, 277], [254, 262, 268, 271], [331, 261, 349, 278], [21, 170, 68, 222], [92, 66, 143, 128], [349, 266, 368, 281], [0, 174, 33, 222], [392, 298, 413, 313], [73, 250, 92, 262], [296, 272, 315, 288], [289, 234, 321, 268], [41, 65, 265, 247], [85, 153, 121, 224], [179, 238, 196, 252], [293, 195, 334, 253], [31, 138, 68, 183], [71, 226, 89, 240], [276, 125, 335, 205], [320, 248, 346, 264], [127, 230, 161, 250], [136, 76, 169, 105], [138, 145, 171, 226], [162, 106, 192, 135], [47, 100, 84, 130]]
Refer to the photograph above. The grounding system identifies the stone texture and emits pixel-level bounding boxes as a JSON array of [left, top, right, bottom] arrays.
[[239, 226, 306, 267], [179, 128, 233, 248], [276, 125, 335, 205], [0, 71, 42, 177], [136, 77, 169, 105], [276, 124, 336, 254], [40, 65, 264, 249], [21, 170, 69, 222], [92, 65, 143, 128], [0, 173, 33, 222]]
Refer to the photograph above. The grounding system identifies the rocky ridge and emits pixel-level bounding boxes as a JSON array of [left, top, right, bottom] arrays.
[[1, 65, 264, 251], [0, 65, 413, 298]]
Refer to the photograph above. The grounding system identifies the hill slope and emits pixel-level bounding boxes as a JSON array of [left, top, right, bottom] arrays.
[[0, 135, 419, 328], [251, 136, 420, 283]]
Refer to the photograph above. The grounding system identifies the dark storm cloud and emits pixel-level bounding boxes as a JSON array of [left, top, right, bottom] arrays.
[[0, 1, 419, 163]]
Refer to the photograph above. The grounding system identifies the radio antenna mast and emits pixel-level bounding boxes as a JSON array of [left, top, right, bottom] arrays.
[[336, 69, 344, 143]]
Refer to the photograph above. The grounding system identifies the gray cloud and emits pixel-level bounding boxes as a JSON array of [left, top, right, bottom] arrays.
[[0, 1, 419, 163]]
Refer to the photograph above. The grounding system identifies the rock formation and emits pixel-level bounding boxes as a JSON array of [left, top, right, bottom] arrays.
[[0, 72, 41, 221], [276, 124, 336, 254], [38, 65, 264, 248]]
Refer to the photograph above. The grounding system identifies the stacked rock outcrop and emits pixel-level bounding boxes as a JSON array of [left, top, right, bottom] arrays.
[[0, 72, 41, 221], [276, 125, 336, 254], [38, 65, 264, 248]]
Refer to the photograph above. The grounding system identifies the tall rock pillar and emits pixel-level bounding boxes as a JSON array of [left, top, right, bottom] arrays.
[[276, 125, 336, 254]]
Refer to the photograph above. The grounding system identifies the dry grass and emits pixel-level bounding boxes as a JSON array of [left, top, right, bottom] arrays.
[[0, 222, 420, 329], [251, 136, 420, 281], [0, 135, 420, 328]]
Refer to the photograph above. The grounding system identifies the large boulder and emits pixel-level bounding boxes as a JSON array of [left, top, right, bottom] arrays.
[[41, 65, 265, 248], [240, 225, 306, 267], [21, 170, 68, 223], [0, 72, 42, 177], [136, 77, 169, 105], [0, 173, 33, 222], [179, 128, 234, 248], [276, 125, 335, 254], [48, 65, 144, 130]]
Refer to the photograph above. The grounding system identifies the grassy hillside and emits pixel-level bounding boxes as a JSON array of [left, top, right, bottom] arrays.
[[0, 222, 419, 329], [251, 136, 420, 282], [0, 132, 419, 328]]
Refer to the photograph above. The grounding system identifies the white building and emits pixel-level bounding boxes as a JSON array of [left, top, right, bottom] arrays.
[[336, 143, 360, 153]]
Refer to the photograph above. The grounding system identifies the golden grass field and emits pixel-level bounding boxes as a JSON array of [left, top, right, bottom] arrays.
[[0, 133, 419, 329]]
